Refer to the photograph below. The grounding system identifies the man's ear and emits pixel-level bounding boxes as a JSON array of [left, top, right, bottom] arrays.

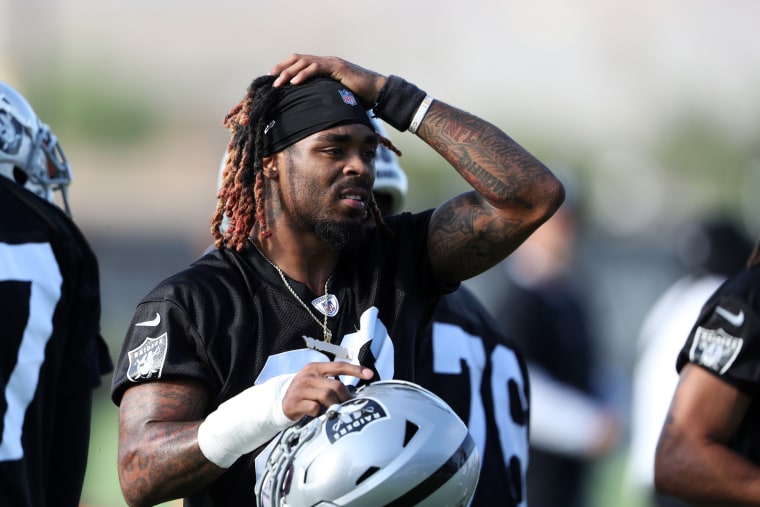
[[262, 155, 279, 179]]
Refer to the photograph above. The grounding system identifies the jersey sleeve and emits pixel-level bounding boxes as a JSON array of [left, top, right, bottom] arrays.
[[111, 296, 214, 405], [677, 272, 760, 393], [59, 233, 112, 392]]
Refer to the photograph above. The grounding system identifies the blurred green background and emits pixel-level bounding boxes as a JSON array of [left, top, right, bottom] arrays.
[[3, 0, 760, 505]]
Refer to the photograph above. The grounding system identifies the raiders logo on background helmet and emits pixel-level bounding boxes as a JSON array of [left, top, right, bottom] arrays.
[[0, 81, 74, 216]]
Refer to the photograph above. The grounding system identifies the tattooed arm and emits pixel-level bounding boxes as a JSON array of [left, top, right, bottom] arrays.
[[117, 362, 373, 507], [270, 54, 564, 284], [117, 380, 221, 507], [654, 363, 760, 505], [416, 101, 564, 283], [270, 54, 564, 282]]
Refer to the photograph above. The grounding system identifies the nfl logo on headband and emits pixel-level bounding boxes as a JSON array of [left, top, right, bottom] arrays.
[[262, 78, 373, 155], [339, 89, 358, 106]]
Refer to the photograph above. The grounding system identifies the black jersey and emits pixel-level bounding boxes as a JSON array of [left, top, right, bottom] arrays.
[[415, 285, 530, 507], [491, 273, 597, 507], [0, 178, 111, 507], [676, 263, 760, 465], [111, 210, 455, 507]]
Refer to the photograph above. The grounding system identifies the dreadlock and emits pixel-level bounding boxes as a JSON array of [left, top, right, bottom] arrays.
[[211, 76, 401, 251], [212, 75, 281, 251], [367, 130, 400, 232]]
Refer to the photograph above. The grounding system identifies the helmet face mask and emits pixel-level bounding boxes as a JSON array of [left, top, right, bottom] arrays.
[[0, 82, 73, 215], [256, 380, 480, 507]]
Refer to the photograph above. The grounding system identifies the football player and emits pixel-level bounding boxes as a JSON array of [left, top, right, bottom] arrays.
[[655, 240, 760, 504], [111, 54, 564, 507], [0, 81, 112, 507]]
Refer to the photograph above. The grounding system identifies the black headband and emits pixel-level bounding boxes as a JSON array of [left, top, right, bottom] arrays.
[[262, 77, 374, 156]]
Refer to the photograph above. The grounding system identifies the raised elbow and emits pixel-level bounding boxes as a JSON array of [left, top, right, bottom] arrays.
[[522, 172, 565, 228], [541, 175, 566, 220]]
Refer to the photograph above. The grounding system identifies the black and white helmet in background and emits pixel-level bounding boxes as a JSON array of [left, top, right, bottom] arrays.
[[0, 81, 73, 215], [255, 380, 480, 507], [368, 115, 407, 215]]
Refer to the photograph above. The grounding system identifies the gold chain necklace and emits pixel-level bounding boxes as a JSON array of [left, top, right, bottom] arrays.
[[249, 238, 333, 343]]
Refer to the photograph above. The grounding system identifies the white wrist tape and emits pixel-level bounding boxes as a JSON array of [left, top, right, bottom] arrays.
[[197, 373, 295, 468]]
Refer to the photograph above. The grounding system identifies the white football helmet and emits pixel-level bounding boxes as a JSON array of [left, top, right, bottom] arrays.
[[255, 380, 480, 507], [368, 115, 407, 215], [0, 81, 73, 215]]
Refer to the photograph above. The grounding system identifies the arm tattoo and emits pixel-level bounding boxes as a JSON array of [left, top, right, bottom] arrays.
[[120, 382, 221, 505], [419, 100, 562, 281], [657, 367, 693, 451], [424, 108, 545, 209], [429, 194, 522, 274]]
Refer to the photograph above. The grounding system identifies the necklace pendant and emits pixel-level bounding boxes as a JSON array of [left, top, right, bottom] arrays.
[[312, 294, 339, 317], [303, 335, 351, 359], [324, 329, 333, 343]]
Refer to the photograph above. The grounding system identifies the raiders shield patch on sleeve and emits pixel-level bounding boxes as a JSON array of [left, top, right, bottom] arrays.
[[127, 333, 168, 381], [689, 326, 743, 375]]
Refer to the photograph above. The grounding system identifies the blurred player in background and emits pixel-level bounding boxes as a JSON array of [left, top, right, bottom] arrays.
[[370, 116, 530, 506], [490, 188, 621, 507], [628, 218, 753, 507], [654, 239, 760, 504], [0, 81, 112, 507]]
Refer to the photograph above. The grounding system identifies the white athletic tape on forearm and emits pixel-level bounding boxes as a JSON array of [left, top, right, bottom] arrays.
[[197, 373, 295, 468]]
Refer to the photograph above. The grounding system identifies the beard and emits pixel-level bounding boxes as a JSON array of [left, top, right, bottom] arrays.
[[314, 218, 362, 250]]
